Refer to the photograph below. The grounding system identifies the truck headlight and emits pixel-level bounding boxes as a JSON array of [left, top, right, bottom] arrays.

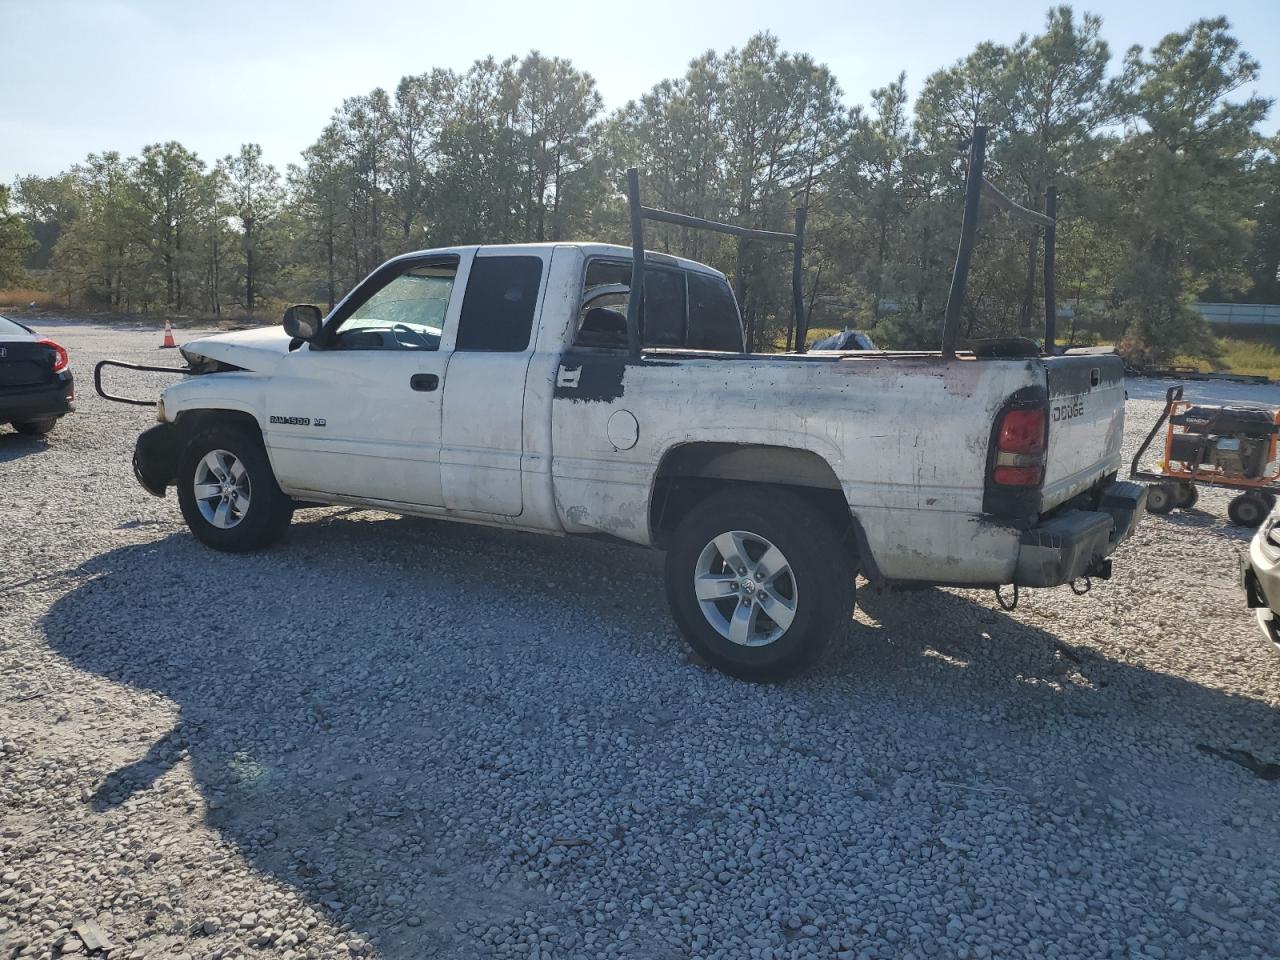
[[156, 397, 167, 422]]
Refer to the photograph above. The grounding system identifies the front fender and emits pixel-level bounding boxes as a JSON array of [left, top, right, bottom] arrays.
[[161, 372, 269, 428]]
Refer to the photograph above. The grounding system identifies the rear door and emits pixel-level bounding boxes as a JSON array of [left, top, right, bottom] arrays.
[[1040, 354, 1127, 509], [439, 251, 548, 516]]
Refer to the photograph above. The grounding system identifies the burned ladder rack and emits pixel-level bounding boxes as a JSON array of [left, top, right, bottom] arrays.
[[624, 168, 808, 356], [940, 126, 1060, 359]]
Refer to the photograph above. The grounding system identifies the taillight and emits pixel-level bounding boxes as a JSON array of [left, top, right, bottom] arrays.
[[37, 338, 69, 373], [992, 406, 1047, 486]]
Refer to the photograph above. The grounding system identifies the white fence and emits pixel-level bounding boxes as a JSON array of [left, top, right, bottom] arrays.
[[1195, 302, 1280, 327]]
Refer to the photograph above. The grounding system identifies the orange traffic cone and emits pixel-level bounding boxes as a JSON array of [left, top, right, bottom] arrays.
[[160, 318, 177, 349]]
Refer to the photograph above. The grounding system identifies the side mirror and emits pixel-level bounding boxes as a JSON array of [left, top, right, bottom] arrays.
[[282, 304, 323, 342]]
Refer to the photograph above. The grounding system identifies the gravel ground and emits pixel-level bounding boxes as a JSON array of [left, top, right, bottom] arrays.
[[3, 319, 1279, 960]]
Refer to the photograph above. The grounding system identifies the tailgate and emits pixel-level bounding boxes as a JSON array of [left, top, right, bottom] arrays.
[[1040, 354, 1126, 510]]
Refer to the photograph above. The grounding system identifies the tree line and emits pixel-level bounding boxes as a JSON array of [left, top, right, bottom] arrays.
[[3, 8, 1277, 361]]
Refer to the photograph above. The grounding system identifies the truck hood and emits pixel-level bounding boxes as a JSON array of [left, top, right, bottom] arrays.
[[180, 326, 294, 373]]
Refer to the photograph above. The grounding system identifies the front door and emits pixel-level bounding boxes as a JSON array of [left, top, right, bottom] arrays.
[[265, 253, 471, 507]]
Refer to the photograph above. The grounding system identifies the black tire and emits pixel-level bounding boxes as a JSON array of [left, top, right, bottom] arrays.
[[176, 422, 293, 552], [12, 417, 57, 436], [663, 487, 856, 681], [1228, 493, 1269, 529], [1146, 483, 1175, 514], [1172, 483, 1198, 510]]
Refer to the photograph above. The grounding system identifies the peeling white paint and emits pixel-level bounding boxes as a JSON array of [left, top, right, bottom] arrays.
[[160, 242, 1129, 586]]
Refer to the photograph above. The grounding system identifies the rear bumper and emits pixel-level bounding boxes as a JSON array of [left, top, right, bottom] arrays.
[[133, 422, 181, 497], [1013, 480, 1146, 587], [1, 372, 75, 422]]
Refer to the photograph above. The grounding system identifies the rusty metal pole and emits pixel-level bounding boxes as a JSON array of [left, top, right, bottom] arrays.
[[625, 168, 645, 360], [1043, 187, 1057, 355], [941, 126, 986, 359]]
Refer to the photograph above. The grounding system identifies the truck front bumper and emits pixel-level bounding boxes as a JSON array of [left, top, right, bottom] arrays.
[[133, 422, 181, 497], [1013, 480, 1146, 588]]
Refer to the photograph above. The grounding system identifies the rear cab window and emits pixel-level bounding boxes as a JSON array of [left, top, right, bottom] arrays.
[[575, 259, 743, 352]]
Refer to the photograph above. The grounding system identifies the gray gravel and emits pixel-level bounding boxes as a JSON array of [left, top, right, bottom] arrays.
[[3, 319, 1280, 960]]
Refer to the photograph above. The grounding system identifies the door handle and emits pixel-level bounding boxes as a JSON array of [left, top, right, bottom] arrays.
[[410, 373, 439, 392]]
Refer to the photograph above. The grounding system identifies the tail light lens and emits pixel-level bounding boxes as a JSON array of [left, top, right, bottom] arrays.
[[37, 338, 69, 373], [992, 406, 1047, 486]]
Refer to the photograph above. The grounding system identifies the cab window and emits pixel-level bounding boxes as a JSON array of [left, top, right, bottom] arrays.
[[333, 261, 457, 351], [575, 259, 740, 352], [687, 272, 744, 351], [455, 256, 544, 352]]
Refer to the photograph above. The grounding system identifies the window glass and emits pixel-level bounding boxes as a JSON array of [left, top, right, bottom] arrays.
[[643, 269, 686, 347], [576, 260, 632, 349], [573, 260, 692, 349], [687, 272, 743, 351], [334, 262, 456, 351], [455, 255, 544, 352], [0, 315, 31, 336]]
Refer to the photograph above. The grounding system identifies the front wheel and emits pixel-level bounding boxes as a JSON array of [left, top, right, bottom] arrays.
[[664, 487, 855, 681], [176, 423, 293, 552]]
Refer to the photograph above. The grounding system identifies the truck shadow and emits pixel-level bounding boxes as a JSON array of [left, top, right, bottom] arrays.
[[42, 510, 1280, 957]]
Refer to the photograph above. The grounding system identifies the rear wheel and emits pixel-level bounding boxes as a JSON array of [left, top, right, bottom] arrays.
[[663, 487, 855, 681], [1228, 492, 1270, 529], [1146, 483, 1175, 514], [177, 423, 293, 551], [12, 417, 57, 436], [1172, 483, 1199, 510]]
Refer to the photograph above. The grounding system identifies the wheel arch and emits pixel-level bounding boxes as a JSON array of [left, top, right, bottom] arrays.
[[138, 407, 267, 495], [648, 441, 864, 569], [171, 406, 264, 444]]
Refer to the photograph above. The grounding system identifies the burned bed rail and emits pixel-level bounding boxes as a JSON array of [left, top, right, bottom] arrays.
[[625, 169, 807, 355], [94, 359, 190, 407]]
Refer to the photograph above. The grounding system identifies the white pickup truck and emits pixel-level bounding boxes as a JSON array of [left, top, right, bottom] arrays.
[[122, 240, 1143, 679]]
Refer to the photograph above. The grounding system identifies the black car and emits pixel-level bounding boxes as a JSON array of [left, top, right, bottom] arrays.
[[0, 315, 74, 436]]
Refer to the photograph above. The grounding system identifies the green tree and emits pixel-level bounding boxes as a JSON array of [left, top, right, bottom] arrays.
[[0, 185, 34, 287], [1002, 6, 1116, 332], [12, 173, 79, 271], [1242, 136, 1280, 303], [52, 152, 143, 310], [130, 141, 207, 310], [1109, 17, 1271, 362], [219, 144, 283, 313]]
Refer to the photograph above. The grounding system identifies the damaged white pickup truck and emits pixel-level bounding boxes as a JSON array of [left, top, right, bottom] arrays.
[[112, 157, 1143, 680]]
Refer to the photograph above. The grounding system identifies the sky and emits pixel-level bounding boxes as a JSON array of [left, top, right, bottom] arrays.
[[1, 0, 1276, 184]]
